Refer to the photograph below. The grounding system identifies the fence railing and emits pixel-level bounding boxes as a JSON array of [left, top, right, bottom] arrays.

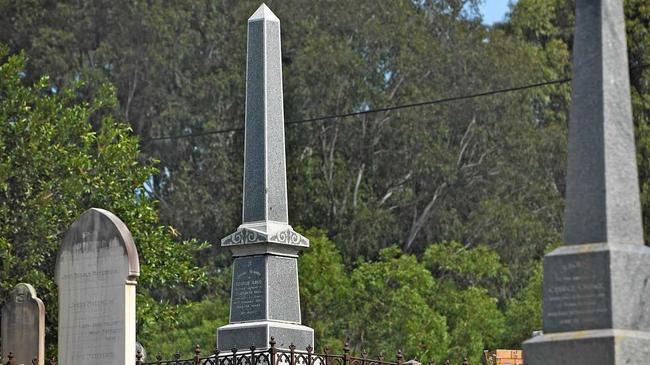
[[135, 338, 470, 365], [2, 338, 472, 365]]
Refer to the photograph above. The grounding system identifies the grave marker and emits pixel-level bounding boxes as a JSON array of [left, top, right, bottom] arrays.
[[1, 283, 45, 365], [216, 4, 314, 351], [523, 1, 650, 364], [55, 208, 139, 365]]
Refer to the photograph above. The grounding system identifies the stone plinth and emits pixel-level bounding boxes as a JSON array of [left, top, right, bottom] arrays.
[[217, 253, 313, 350], [524, 244, 650, 364], [1, 283, 45, 365], [524, 330, 650, 364], [55, 208, 139, 365]]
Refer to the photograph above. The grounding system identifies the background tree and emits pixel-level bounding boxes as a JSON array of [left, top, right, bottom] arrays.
[[0, 49, 206, 352], [0, 1, 569, 282]]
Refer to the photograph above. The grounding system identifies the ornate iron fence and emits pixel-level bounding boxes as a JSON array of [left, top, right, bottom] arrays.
[[135, 338, 470, 365], [2, 338, 472, 365]]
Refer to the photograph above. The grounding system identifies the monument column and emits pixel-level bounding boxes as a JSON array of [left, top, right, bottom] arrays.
[[523, 1, 650, 364], [216, 4, 314, 351]]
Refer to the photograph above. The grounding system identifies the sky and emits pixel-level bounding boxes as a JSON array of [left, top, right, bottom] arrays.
[[480, 0, 516, 25]]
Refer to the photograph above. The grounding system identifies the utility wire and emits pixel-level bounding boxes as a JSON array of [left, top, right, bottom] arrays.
[[142, 77, 572, 143], [142, 62, 650, 143]]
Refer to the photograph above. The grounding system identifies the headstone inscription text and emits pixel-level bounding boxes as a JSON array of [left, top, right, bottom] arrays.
[[230, 256, 266, 321], [543, 255, 610, 331], [1, 283, 45, 365], [56, 208, 139, 365]]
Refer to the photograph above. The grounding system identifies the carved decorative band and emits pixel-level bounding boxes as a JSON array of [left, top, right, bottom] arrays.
[[222, 228, 309, 247], [269, 229, 308, 246]]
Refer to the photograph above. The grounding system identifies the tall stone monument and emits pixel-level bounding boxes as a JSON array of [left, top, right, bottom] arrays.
[[216, 4, 314, 351], [523, 0, 650, 364], [1, 283, 45, 365], [56, 208, 139, 365]]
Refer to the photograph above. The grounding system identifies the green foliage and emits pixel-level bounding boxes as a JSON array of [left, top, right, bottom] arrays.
[[503, 263, 543, 348], [423, 242, 507, 363], [423, 241, 508, 287], [141, 295, 230, 356], [301, 238, 511, 363], [0, 49, 206, 351], [298, 228, 352, 351], [346, 247, 449, 361]]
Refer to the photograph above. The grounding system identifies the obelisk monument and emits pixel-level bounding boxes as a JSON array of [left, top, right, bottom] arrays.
[[216, 4, 314, 351], [523, 0, 650, 363]]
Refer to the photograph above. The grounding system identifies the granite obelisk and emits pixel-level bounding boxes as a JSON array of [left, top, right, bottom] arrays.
[[216, 4, 314, 351], [523, 1, 650, 363]]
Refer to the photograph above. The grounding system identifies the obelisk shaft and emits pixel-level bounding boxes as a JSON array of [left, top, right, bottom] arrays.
[[564, 0, 643, 245], [243, 6, 288, 224]]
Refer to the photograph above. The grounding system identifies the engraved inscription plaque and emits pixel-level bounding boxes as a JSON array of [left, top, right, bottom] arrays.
[[55, 209, 139, 365], [543, 251, 611, 333], [230, 256, 266, 322]]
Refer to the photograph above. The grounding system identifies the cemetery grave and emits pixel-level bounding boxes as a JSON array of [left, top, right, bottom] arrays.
[[1, 1, 648, 364]]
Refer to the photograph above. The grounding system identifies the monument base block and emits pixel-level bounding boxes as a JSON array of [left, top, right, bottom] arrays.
[[217, 321, 314, 351], [523, 329, 650, 365], [542, 243, 650, 333]]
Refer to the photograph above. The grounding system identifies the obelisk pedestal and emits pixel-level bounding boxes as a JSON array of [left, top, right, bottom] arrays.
[[216, 4, 314, 351], [523, 1, 650, 364]]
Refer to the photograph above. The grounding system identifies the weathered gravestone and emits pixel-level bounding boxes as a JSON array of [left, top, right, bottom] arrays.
[[1, 283, 45, 365], [55, 208, 139, 365], [523, 0, 650, 364], [216, 4, 314, 351]]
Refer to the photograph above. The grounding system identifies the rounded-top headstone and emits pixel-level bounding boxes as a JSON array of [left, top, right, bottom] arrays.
[[135, 342, 147, 362], [1, 283, 45, 365], [55, 208, 140, 365]]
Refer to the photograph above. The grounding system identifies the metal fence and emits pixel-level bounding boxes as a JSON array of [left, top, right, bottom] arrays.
[[2, 338, 472, 365], [134, 339, 470, 365]]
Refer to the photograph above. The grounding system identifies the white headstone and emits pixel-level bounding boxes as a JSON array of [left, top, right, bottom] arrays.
[[55, 208, 139, 365]]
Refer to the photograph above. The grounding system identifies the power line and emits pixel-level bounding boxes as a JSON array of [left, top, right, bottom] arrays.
[[142, 77, 572, 143], [140, 61, 649, 143]]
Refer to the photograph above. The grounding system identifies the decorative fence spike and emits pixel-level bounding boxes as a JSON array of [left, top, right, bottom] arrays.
[[396, 350, 404, 365], [193, 345, 201, 365]]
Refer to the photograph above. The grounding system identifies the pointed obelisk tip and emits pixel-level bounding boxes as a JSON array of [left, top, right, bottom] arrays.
[[249, 3, 279, 22]]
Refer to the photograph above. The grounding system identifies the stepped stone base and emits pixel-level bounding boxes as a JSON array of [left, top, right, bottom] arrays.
[[523, 329, 650, 365], [217, 321, 314, 351]]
